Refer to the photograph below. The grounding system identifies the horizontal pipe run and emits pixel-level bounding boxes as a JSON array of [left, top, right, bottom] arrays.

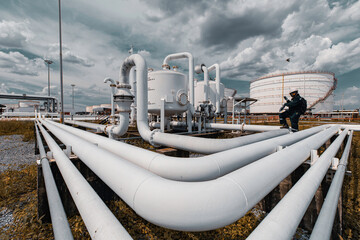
[[247, 128, 348, 240], [38, 121, 132, 239], [64, 119, 106, 132], [35, 123, 73, 240], [40, 118, 339, 231], [150, 128, 288, 153], [310, 131, 353, 240], [45, 119, 325, 181], [206, 123, 281, 132]]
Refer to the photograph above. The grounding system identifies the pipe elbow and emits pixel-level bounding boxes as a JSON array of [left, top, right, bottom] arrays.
[[106, 113, 129, 138]]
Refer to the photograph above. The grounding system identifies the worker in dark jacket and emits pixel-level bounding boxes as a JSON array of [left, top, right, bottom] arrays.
[[279, 88, 305, 131]]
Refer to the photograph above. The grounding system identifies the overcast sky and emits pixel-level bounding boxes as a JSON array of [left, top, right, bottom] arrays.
[[0, 0, 359, 111]]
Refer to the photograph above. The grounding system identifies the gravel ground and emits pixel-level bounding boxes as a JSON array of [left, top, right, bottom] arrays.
[[0, 135, 37, 173]]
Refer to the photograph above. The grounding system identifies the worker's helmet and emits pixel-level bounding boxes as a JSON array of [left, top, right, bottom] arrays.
[[289, 87, 298, 94]]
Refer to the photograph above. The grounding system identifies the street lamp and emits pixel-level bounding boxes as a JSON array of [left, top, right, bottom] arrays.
[[44, 59, 53, 112], [58, 0, 64, 123], [71, 84, 75, 111]]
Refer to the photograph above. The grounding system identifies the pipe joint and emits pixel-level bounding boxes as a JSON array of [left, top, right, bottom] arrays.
[[149, 129, 161, 147]]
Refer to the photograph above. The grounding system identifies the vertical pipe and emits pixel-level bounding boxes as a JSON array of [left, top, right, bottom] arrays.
[[35, 123, 73, 240], [202, 66, 209, 102], [58, 0, 64, 123], [309, 131, 353, 240], [160, 98, 165, 133]]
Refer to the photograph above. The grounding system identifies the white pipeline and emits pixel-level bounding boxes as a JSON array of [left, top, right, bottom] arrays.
[[40, 119, 339, 231], [38, 121, 132, 239], [202, 65, 209, 102], [309, 131, 353, 240], [208, 64, 221, 114], [64, 119, 106, 132], [206, 123, 281, 132], [46, 119, 326, 181], [247, 128, 348, 240], [35, 123, 73, 240], [104, 78, 116, 119]]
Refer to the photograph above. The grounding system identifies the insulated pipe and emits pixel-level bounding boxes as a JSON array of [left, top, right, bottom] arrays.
[[202, 65, 209, 102], [104, 78, 116, 120], [309, 131, 353, 240], [37, 121, 132, 239], [64, 119, 106, 132], [119, 54, 151, 141], [105, 112, 129, 138], [35, 123, 73, 240], [247, 128, 348, 240], [206, 123, 281, 132], [40, 119, 339, 231], [208, 63, 220, 114], [45, 119, 326, 181], [129, 68, 136, 124]]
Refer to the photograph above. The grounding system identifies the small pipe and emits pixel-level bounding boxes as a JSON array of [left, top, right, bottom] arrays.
[[208, 64, 221, 114], [309, 131, 353, 240], [247, 128, 349, 240], [105, 112, 129, 138], [38, 121, 132, 239], [206, 123, 281, 132], [202, 65, 209, 102], [104, 78, 116, 121], [64, 119, 106, 132], [163, 52, 194, 133], [35, 122, 73, 240]]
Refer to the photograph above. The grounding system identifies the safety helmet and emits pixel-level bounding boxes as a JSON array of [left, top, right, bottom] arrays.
[[289, 87, 298, 94]]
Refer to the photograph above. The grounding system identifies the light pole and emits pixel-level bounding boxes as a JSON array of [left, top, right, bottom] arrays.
[[44, 59, 53, 112], [71, 84, 75, 111], [58, 0, 64, 123]]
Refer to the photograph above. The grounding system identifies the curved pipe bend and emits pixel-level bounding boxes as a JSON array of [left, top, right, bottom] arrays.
[[105, 112, 129, 138], [40, 118, 339, 232], [208, 63, 221, 114], [46, 119, 326, 181]]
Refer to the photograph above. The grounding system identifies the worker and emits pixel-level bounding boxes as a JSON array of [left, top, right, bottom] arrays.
[[279, 88, 307, 131]]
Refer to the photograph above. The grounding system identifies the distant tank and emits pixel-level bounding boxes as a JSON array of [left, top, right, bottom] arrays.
[[194, 80, 226, 113], [250, 71, 337, 114]]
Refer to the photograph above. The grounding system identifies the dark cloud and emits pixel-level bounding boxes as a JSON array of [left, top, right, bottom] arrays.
[[199, 8, 291, 50]]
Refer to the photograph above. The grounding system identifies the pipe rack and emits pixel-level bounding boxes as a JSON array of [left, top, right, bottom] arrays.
[[309, 130, 353, 240], [247, 128, 349, 240], [37, 121, 132, 239], [35, 123, 73, 240]]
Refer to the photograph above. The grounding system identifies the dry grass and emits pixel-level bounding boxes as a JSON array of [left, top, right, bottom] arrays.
[[0, 121, 35, 141]]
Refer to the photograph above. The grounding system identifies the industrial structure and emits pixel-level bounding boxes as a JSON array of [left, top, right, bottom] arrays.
[[3, 51, 359, 239], [250, 71, 337, 114]]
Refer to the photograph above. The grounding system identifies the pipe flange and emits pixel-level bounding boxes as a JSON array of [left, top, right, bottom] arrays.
[[149, 129, 161, 147], [162, 64, 170, 70], [117, 83, 131, 89]]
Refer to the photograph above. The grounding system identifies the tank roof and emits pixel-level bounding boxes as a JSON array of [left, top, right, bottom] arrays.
[[251, 70, 335, 83]]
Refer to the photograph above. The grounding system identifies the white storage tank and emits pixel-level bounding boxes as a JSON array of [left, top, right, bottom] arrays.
[[148, 69, 188, 116], [250, 71, 337, 114], [194, 80, 226, 112]]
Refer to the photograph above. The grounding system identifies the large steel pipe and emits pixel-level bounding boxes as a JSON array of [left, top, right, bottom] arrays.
[[247, 128, 348, 240], [40, 118, 339, 231], [64, 119, 106, 132], [35, 123, 73, 240], [310, 131, 353, 240], [37, 122, 132, 239], [206, 123, 281, 132], [45, 119, 325, 181]]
